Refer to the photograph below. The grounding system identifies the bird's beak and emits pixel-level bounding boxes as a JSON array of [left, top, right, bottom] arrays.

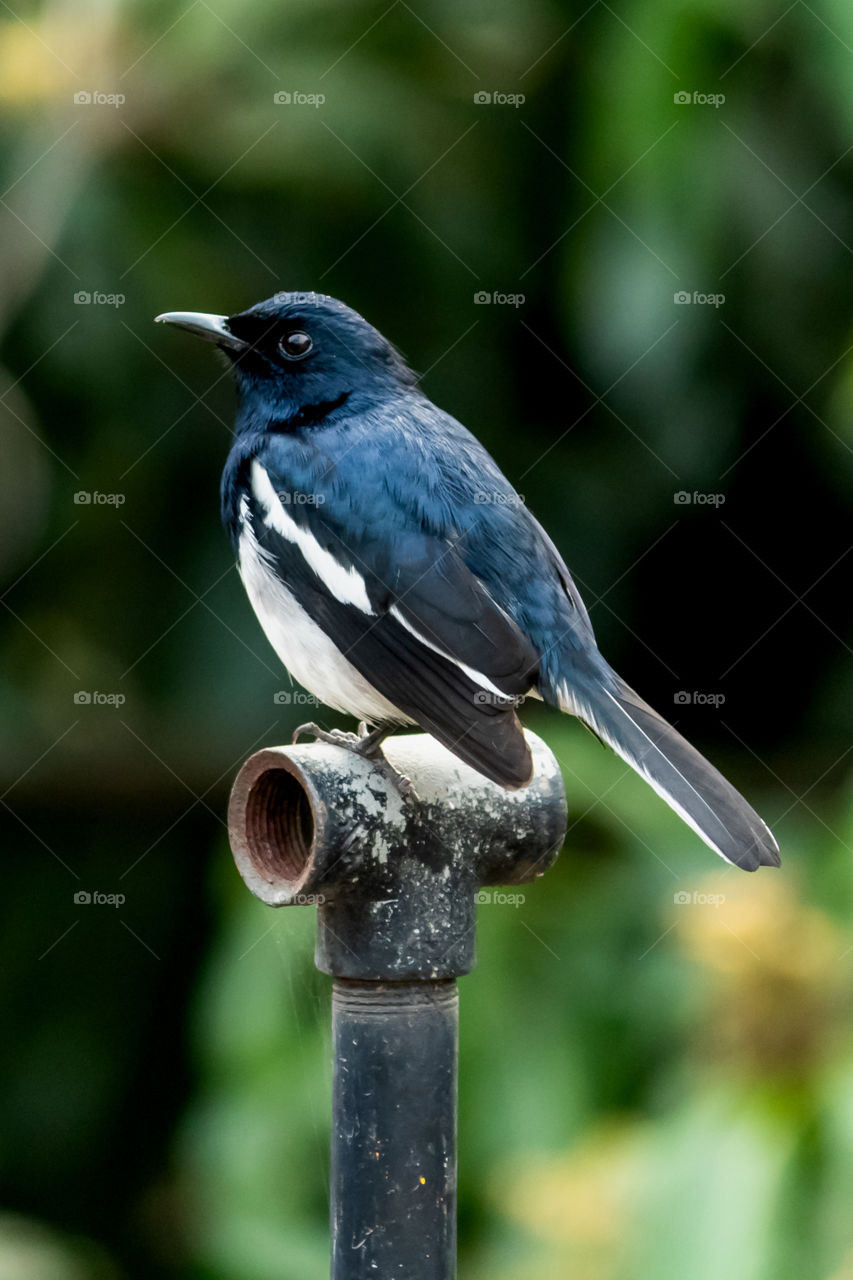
[[154, 311, 248, 353]]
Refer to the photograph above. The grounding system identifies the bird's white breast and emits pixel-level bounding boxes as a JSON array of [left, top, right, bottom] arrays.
[[237, 516, 410, 726]]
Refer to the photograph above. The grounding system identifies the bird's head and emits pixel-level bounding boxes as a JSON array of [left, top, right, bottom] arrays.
[[155, 292, 418, 426]]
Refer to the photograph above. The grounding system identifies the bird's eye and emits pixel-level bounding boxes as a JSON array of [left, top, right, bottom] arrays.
[[278, 330, 313, 360]]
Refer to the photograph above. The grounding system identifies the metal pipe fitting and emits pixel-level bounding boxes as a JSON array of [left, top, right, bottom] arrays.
[[228, 730, 567, 979], [226, 729, 568, 1280]]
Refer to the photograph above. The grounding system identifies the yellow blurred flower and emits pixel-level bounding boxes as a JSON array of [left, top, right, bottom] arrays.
[[487, 1122, 645, 1280], [0, 11, 115, 106], [676, 876, 849, 1074]]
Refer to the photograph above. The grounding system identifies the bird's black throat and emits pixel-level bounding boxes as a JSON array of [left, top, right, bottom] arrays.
[[270, 391, 350, 432]]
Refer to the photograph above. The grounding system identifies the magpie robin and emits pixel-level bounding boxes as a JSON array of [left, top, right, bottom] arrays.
[[156, 293, 779, 872]]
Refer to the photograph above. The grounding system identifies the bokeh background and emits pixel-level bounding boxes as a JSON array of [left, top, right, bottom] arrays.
[[2, 1, 853, 1276]]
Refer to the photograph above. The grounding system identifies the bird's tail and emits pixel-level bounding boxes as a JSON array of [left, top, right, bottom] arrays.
[[555, 658, 780, 871]]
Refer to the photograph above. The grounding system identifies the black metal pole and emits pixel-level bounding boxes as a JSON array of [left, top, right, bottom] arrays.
[[331, 979, 457, 1278], [227, 731, 567, 1279]]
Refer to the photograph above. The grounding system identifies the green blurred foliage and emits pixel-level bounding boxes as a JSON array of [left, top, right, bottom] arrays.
[[1, 0, 852, 1276]]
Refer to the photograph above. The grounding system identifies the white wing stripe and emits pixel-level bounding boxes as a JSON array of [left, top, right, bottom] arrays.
[[390, 605, 510, 697], [250, 460, 374, 615]]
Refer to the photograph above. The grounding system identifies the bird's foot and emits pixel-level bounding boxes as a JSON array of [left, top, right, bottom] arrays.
[[291, 721, 419, 803], [292, 722, 361, 750], [353, 722, 421, 803], [351, 720, 392, 757]]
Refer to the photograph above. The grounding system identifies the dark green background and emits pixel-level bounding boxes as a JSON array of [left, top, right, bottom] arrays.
[[2, 2, 852, 1277]]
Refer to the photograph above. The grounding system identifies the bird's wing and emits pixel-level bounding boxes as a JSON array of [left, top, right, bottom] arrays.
[[244, 457, 539, 787]]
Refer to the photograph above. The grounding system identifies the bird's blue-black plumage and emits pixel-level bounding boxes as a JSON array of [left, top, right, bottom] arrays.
[[159, 291, 780, 871]]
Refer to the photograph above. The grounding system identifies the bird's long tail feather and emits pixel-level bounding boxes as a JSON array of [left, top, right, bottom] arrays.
[[557, 661, 780, 871]]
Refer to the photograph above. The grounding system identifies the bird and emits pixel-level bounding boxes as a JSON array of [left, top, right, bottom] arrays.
[[155, 292, 780, 872]]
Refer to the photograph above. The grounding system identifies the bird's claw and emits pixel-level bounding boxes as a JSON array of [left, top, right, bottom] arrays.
[[292, 722, 361, 748], [291, 721, 419, 803]]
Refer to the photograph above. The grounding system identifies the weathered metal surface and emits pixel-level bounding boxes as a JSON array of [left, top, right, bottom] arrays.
[[331, 979, 458, 1279], [226, 729, 568, 1280], [227, 730, 567, 980]]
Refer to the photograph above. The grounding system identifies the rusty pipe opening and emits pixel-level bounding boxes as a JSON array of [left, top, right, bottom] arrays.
[[245, 767, 315, 884], [228, 749, 329, 904], [229, 732, 567, 920]]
